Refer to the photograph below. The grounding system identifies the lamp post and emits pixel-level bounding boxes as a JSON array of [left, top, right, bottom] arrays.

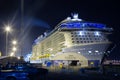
[[5, 26, 11, 56], [12, 40, 17, 45], [10, 40, 17, 56], [12, 47, 17, 52], [10, 52, 14, 56], [10, 47, 17, 57]]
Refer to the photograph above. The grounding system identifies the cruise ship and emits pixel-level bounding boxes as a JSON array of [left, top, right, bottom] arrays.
[[31, 14, 113, 67]]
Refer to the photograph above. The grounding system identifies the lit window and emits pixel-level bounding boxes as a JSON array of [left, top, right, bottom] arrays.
[[90, 62, 94, 64]]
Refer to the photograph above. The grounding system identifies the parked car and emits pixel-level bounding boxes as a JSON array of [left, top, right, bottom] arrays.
[[14, 63, 48, 75], [0, 63, 48, 80], [0, 70, 29, 80]]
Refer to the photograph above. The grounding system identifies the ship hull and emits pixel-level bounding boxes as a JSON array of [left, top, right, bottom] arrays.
[[63, 42, 110, 60], [53, 42, 111, 67]]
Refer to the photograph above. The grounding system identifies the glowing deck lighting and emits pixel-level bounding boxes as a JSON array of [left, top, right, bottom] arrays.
[[95, 50, 99, 53], [95, 31, 100, 36], [79, 31, 84, 35], [50, 48, 53, 51], [88, 51, 92, 53], [78, 52, 81, 54], [91, 62, 94, 64]]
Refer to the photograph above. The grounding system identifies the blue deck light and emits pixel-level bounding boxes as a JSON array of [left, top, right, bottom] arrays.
[[60, 22, 106, 29]]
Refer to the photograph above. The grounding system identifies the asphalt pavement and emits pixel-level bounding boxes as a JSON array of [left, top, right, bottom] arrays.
[[38, 70, 120, 80]]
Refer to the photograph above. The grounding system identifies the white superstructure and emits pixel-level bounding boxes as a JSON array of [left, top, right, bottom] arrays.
[[31, 14, 113, 67]]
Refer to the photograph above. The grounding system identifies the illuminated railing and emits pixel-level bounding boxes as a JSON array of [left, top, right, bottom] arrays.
[[103, 60, 120, 65], [60, 22, 106, 29], [38, 54, 51, 58]]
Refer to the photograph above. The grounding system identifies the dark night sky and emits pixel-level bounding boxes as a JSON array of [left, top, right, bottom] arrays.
[[0, 0, 119, 58]]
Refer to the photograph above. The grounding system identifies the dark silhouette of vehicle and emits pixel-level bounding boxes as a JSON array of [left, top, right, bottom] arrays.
[[0, 63, 48, 80], [0, 70, 29, 80]]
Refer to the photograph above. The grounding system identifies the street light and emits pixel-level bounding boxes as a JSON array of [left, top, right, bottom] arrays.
[[12, 40, 17, 45], [10, 52, 14, 56], [11, 46, 17, 56], [5, 25, 11, 56], [5, 26, 11, 32], [10, 40, 17, 57], [12, 47, 17, 51]]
